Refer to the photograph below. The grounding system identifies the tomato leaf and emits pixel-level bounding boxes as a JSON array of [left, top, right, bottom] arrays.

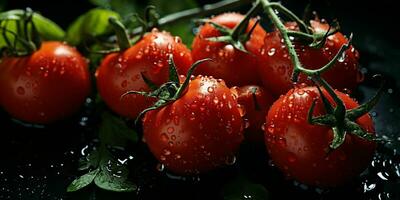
[[66, 8, 121, 46], [0, 10, 65, 49], [94, 161, 137, 192], [222, 176, 270, 200], [67, 169, 100, 192]]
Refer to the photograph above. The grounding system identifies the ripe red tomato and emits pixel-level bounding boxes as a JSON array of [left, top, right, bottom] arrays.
[[258, 20, 362, 96], [191, 13, 267, 87], [265, 85, 376, 187], [232, 85, 274, 142], [96, 29, 192, 119], [142, 76, 244, 174], [0, 41, 91, 124]]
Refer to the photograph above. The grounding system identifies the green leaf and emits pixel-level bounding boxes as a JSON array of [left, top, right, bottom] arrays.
[[99, 111, 138, 146], [94, 166, 136, 192], [0, 10, 65, 49], [66, 8, 121, 46], [222, 176, 270, 200], [67, 169, 99, 192], [164, 20, 194, 46]]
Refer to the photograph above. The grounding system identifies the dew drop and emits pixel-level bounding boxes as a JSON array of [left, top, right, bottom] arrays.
[[268, 48, 276, 56], [207, 87, 214, 93], [167, 127, 175, 134], [17, 87, 25, 95], [156, 163, 165, 172], [225, 155, 236, 165], [163, 149, 171, 156]]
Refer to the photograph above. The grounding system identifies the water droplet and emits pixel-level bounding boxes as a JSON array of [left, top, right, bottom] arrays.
[[160, 155, 166, 161], [377, 172, 389, 181], [268, 124, 275, 133], [167, 127, 175, 134], [213, 97, 219, 104], [363, 182, 376, 192], [243, 118, 250, 129], [388, 88, 393, 94], [268, 48, 276, 56], [207, 87, 214, 93], [163, 148, 171, 156], [156, 163, 165, 172], [161, 133, 169, 141], [237, 104, 246, 117], [225, 155, 236, 165], [174, 154, 181, 159], [121, 80, 128, 88], [17, 87, 25, 95]]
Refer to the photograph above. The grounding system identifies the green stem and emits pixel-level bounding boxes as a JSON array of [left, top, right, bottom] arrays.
[[130, 0, 252, 35], [109, 17, 131, 51], [260, 0, 303, 82], [268, 2, 310, 34]]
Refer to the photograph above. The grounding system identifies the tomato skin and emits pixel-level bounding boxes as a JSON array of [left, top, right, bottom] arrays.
[[233, 85, 275, 142], [265, 86, 376, 187], [191, 13, 267, 87], [258, 20, 361, 96], [96, 29, 192, 119], [143, 76, 244, 174], [0, 41, 91, 124]]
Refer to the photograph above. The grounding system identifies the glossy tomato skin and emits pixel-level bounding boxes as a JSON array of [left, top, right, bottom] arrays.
[[0, 41, 91, 124], [96, 29, 192, 119], [232, 85, 275, 142], [191, 13, 266, 87], [143, 76, 244, 174], [258, 20, 361, 96], [265, 86, 376, 187]]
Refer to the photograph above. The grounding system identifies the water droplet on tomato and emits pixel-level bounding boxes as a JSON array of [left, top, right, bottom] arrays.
[[243, 118, 250, 129], [207, 87, 214, 93], [237, 104, 246, 117], [163, 149, 171, 156], [261, 123, 266, 131], [268, 48, 276, 56], [167, 127, 174, 134], [121, 80, 128, 88], [174, 36, 182, 43], [17, 87, 25, 95], [161, 133, 169, 142], [213, 97, 219, 104], [338, 51, 346, 62]]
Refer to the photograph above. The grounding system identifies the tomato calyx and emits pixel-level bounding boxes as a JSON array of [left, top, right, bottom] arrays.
[[250, 87, 262, 111], [197, 1, 262, 53], [121, 55, 211, 124], [0, 8, 41, 56], [307, 75, 385, 150]]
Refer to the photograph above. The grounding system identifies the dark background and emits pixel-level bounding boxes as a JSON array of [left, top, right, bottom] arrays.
[[1, 0, 399, 200]]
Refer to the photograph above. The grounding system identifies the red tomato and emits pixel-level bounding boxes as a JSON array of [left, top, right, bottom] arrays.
[[258, 20, 362, 96], [232, 85, 275, 142], [143, 76, 244, 174], [191, 13, 267, 87], [96, 29, 192, 119], [265, 85, 376, 187], [0, 41, 91, 124]]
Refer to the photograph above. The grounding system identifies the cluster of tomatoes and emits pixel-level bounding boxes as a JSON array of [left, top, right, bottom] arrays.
[[0, 10, 376, 187]]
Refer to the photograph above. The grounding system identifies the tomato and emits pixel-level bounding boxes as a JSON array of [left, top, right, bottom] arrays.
[[264, 85, 376, 187], [258, 20, 362, 96], [232, 85, 274, 142], [191, 13, 266, 87], [142, 76, 244, 174], [96, 29, 192, 119], [0, 41, 91, 124]]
